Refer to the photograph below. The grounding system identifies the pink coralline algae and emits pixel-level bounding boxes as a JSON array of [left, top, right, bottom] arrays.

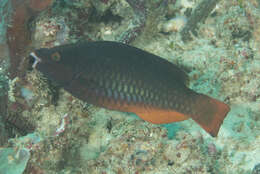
[[207, 143, 217, 156]]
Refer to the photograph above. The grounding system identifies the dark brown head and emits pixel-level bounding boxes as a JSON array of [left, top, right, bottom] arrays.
[[29, 47, 76, 86]]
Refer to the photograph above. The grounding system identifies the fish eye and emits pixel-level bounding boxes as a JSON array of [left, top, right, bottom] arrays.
[[51, 52, 61, 61]]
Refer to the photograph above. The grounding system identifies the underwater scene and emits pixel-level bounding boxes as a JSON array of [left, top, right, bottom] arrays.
[[0, 0, 260, 173]]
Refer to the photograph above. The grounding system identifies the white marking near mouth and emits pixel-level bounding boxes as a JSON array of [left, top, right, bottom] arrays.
[[30, 52, 42, 69]]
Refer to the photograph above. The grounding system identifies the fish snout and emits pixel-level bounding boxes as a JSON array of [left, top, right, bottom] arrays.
[[29, 52, 42, 69]]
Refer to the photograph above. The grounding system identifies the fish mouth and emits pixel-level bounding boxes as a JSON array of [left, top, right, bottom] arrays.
[[30, 52, 42, 68]]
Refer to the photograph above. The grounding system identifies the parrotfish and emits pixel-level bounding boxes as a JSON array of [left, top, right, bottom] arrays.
[[30, 41, 230, 137]]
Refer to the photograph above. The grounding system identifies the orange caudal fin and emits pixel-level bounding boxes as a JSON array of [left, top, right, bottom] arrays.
[[191, 94, 230, 137]]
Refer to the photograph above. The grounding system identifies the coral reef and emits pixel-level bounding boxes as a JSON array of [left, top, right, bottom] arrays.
[[180, 0, 219, 42], [0, 0, 260, 173], [0, 147, 30, 174], [7, 0, 53, 79], [252, 163, 260, 174], [0, 0, 12, 146], [159, 16, 187, 33]]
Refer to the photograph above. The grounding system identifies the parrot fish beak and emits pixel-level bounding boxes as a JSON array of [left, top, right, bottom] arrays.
[[30, 52, 42, 69]]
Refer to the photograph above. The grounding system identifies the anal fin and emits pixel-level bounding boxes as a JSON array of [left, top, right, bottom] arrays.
[[131, 106, 189, 124]]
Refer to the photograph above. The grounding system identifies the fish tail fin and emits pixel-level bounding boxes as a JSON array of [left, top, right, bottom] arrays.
[[191, 94, 230, 137]]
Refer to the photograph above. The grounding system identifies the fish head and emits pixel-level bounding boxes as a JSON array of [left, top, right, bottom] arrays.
[[29, 47, 76, 86]]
